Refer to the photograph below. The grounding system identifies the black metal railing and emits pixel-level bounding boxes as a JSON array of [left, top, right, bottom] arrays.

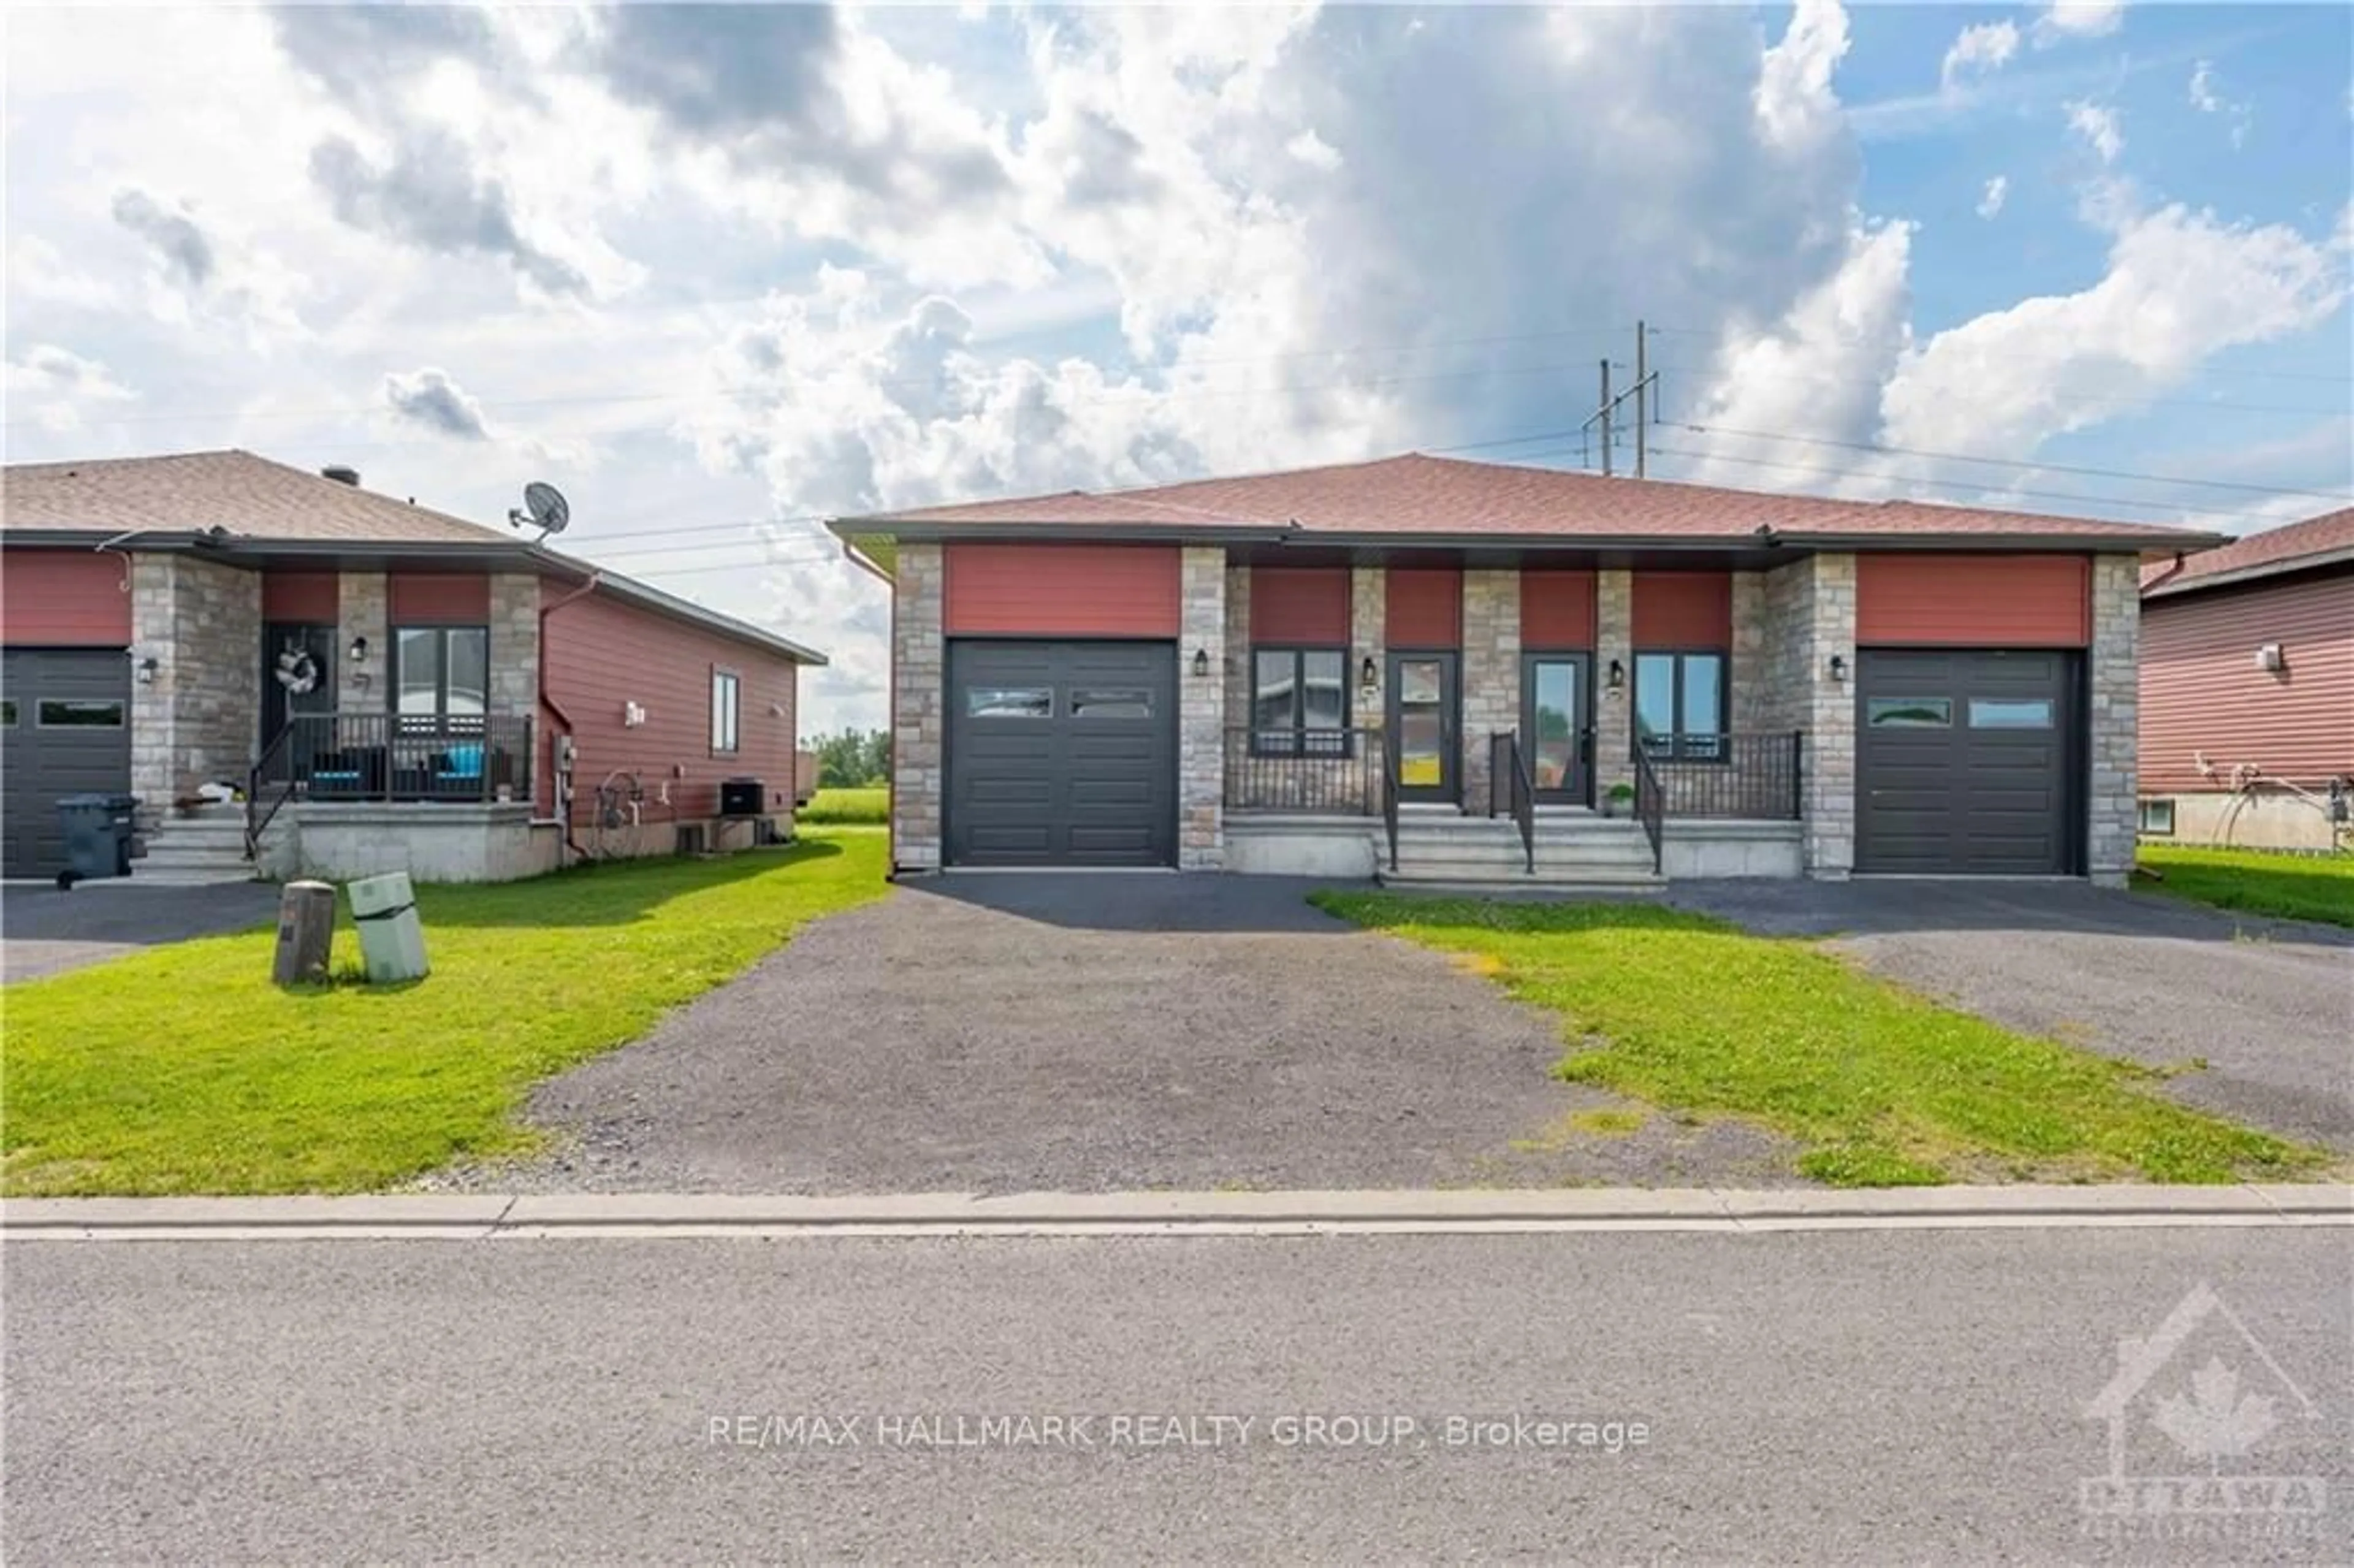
[[1632, 745, 1665, 877], [1381, 752, 1400, 872], [247, 712, 535, 857], [1488, 731, 1536, 873], [1636, 731, 1804, 820], [1225, 726, 1387, 816]]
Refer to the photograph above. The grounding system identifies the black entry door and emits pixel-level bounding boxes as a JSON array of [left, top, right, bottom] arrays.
[[947, 640, 1177, 867], [262, 623, 338, 741], [1, 649, 133, 878], [1387, 650, 1458, 803], [1856, 649, 2079, 875], [1523, 652, 1590, 804]]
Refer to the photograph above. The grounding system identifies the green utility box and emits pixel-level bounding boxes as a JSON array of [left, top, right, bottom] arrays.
[[347, 871, 429, 984]]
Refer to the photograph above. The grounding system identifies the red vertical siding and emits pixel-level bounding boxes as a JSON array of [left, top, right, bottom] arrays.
[[389, 573, 491, 624], [2139, 570, 2354, 791], [1386, 566, 1461, 647], [1521, 569, 1596, 648], [541, 584, 802, 825], [1250, 565, 1350, 642], [1856, 555, 2090, 646], [0, 549, 132, 645], [1632, 571, 1732, 647], [943, 544, 1179, 635], [262, 571, 338, 622]]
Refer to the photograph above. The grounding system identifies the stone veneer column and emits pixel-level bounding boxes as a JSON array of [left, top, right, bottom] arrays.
[[890, 544, 945, 872], [1727, 571, 1769, 735], [338, 571, 389, 712], [487, 574, 541, 719], [1458, 568, 1520, 810], [1349, 565, 1385, 734], [129, 554, 262, 809], [1177, 547, 1227, 869], [1592, 569, 1634, 805], [1798, 554, 1857, 879], [2085, 553, 2141, 888], [1222, 563, 1252, 736]]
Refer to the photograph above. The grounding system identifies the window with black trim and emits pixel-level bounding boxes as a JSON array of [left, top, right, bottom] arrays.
[[1633, 650, 1726, 760], [1, 698, 17, 726], [394, 626, 488, 717], [36, 698, 125, 728], [1252, 647, 1348, 754], [710, 669, 741, 754]]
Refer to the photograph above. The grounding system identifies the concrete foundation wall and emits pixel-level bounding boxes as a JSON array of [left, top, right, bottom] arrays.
[[1659, 821, 1805, 879], [284, 803, 561, 884], [1223, 819, 1382, 878], [2148, 790, 2350, 853]]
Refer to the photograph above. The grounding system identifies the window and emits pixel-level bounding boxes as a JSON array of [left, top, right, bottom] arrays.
[[966, 686, 1051, 718], [0, 698, 15, 726], [36, 698, 126, 728], [1070, 688, 1154, 719], [2138, 799, 2176, 836], [394, 626, 488, 718], [1867, 698, 1953, 728], [1968, 697, 2054, 729], [1633, 651, 1727, 761], [1252, 647, 1348, 753], [710, 669, 741, 753]]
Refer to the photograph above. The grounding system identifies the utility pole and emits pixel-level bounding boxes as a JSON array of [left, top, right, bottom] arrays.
[[1579, 323, 1663, 480], [1598, 359, 1614, 479]]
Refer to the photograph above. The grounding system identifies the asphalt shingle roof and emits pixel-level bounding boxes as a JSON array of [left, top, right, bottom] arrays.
[[2141, 506, 2354, 596], [847, 452, 2224, 546], [1, 450, 511, 544]]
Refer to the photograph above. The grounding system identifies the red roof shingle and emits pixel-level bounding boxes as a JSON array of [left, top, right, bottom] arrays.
[[847, 452, 2226, 547], [1, 450, 511, 544], [2141, 506, 2354, 596]]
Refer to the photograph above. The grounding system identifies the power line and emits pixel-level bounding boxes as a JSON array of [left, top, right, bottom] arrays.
[[1645, 361, 2344, 420], [1670, 423, 2354, 501]]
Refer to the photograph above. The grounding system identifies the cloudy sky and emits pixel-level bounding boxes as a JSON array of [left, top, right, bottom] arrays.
[[7, 2, 2350, 732]]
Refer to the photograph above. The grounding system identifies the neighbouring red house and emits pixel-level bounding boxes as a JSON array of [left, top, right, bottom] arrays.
[[1, 450, 824, 882], [2138, 506, 2354, 853]]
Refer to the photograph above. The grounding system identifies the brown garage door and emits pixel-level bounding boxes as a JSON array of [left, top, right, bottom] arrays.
[[1856, 649, 2080, 875]]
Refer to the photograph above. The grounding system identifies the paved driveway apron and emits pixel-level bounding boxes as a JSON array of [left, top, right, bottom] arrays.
[[1670, 880, 2354, 1153], [2, 881, 281, 982], [503, 873, 1790, 1194]]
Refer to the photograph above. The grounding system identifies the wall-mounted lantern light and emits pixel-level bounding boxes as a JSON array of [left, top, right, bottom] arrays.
[[1827, 653, 1849, 682], [1606, 658, 1625, 691], [347, 635, 370, 664], [135, 655, 159, 685], [1191, 648, 1211, 679], [1358, 655, 1378, 688]]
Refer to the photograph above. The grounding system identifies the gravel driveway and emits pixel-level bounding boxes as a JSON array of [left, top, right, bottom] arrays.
[[1670, 879, 2354, 1153], [456, 873, 1793, 1194]]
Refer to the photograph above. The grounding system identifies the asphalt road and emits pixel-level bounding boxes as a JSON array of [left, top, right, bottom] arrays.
[[7, 1227, 2348, 1563]]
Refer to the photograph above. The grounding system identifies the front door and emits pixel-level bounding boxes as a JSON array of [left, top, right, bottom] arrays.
[[262, 623, 338, 742], [1523, 652, 1590, 804], [1387, 650, 1458, 803]]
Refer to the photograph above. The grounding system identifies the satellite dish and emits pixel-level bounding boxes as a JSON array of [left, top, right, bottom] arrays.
[[508, 481, 570, 540]]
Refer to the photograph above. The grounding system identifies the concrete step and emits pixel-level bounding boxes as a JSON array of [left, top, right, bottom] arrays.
[[128, 867, 262, 887], [1376, 866, 1666, 893], [136, 847, 254, 870]]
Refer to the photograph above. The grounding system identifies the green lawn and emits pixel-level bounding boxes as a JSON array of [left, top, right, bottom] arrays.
[[1311, 892, 2331, 1187], [2135, 843, 2354, 928], [2, 831, 889, 1197], [798, 786, 889, 824]]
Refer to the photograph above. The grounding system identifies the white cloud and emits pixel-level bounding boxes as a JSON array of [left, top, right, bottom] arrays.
[[2188, 61, 2253, 149], [2066, 100, 2125, 164], [4, 345, 139, 434], [1978, 175, 2010, 219], [1940, 22, 2019, 94], [1285, 129, 1341, 171], [2035, 2, 2126, 47]]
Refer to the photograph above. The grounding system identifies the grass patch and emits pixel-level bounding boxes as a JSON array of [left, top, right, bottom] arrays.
[[1310, 892, 2330, 1188], [2, 831, 889, 1196], [2135, 844, 2354, 928], [1566, 1108, 1647, 1136], [797, 786, 889, 825]]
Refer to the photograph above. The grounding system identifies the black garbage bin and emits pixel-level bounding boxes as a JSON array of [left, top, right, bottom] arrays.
[[56, 793, 141, 889]]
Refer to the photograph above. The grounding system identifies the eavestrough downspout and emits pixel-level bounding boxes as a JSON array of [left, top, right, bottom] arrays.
[[538, 571, 604, 866]]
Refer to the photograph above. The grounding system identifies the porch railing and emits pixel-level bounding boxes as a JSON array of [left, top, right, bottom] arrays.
[[1637, 731, 1804, 820], [1632, 745, 1666, 876], [246, 712, 535, 858], [1488, 731, 1536, 874], [1224, 726, 1387, 817]]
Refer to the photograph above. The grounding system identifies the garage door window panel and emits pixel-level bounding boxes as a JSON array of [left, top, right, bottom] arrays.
[[1071, 688, 1153, 719], [36, 699, 126, 728], [1968, 698, 2054, 729], [1634, 651, 1727, 761], [1253, 647, 1349, 755], [1867, 698, 1952, 728], [967, 687, 1053, 718]]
